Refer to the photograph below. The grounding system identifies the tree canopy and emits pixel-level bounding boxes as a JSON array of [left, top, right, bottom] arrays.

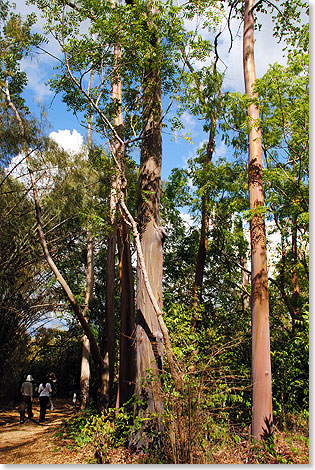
[[0, 0, 308, 462]]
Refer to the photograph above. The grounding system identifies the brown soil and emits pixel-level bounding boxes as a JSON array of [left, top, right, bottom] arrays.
[[0, 398, 90, 464], [0, 398, 308, 465]]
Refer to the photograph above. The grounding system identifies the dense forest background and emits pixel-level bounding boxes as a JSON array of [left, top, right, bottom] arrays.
[[0, 0, 308, 463]]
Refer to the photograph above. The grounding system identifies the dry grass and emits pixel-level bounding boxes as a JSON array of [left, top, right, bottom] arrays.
[[163, 419, 309, 464]]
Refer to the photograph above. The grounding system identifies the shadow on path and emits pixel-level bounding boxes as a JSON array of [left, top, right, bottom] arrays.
[[0, 398, 84, 464]]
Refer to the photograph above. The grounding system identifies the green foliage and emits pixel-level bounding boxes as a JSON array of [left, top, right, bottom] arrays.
[[0, 0, 309, 462], [29, 327, 83, 396], [270, 324, 309, 418], [0, 2, 44, 162], [60, 396, 157, 463], [29, 0, 187, 143]]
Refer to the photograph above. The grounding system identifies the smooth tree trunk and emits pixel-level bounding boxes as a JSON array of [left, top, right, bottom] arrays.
[[243, 0, 273, 440], [185, 45, 221, 326], [80, 335, 91, 408]]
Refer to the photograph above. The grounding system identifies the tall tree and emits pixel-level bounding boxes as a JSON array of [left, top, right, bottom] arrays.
[[80, 69, 95, 410], [243, 0, 273, 440], [133, 5, 164, 447]]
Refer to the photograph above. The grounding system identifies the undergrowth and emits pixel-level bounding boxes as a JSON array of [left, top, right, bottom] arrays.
[[58, 390, 308, 464]]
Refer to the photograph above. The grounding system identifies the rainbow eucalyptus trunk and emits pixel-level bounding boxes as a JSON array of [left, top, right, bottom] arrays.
[[132, 53, 164, 449], [80, 335, 91, 408], [243, 0, 273, 440]]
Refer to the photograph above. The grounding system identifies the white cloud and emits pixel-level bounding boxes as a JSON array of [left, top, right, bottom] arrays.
[[180, 211, 195, 227], [219, 12, 287, 92], [6, 129, 84, 196], [182, 111, 197, 131], [214, 140, 226, 158], [49, 129, 83, 154], [182, 7, 287, 93], [21, 57, 52, 101]]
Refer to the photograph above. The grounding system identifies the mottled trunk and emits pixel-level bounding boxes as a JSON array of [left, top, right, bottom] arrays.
[[117, 220, 136, 407], [132, 58, 164, 449], [243, 0, 273, 440]]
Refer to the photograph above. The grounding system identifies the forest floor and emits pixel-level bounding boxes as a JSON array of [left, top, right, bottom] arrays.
[[0, 398, 309, 464], [0, 398, 93, 464]]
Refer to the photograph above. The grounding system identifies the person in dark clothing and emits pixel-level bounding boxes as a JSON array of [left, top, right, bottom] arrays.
[[20, 374, 33, 423], [38, 378, 52, 423]]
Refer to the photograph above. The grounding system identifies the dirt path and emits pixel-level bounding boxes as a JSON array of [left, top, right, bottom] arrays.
[[0, 398, 89, 464]]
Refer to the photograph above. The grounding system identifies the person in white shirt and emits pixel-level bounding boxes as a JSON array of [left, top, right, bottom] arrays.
[[38, 378, 52, 423], [20, 374, 33, 423]]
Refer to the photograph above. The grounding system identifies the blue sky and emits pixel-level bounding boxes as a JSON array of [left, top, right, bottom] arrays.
[[15, 0, 290, 182]]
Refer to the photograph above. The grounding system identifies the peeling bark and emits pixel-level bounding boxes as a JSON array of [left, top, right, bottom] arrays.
[[134, 61, 164, 446], [108, 28, 136, 407]]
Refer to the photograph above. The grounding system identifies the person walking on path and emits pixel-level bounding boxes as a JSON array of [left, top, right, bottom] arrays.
[[48, 372, 57, 411], [20, 374, 33, 423], [38, 378, 52, 423]]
